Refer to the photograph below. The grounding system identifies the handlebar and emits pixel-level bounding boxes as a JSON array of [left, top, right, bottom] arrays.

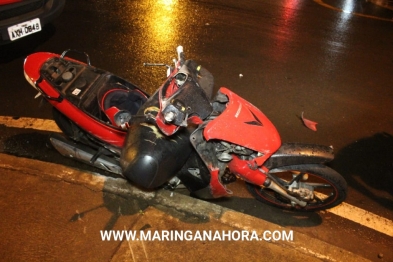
[[151, 45, 214, 136]]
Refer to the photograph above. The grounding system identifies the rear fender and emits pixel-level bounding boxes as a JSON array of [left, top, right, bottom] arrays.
[[264, 143, 334, 169]]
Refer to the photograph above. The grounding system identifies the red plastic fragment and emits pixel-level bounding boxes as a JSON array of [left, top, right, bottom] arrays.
[[301, 112, 318, 131]]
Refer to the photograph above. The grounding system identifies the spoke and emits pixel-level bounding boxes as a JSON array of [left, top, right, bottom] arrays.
[[314, 192, 335, 204], [306, 182, 332, 188], [288, 172, 306, 186], [268, 174, 289, 187]]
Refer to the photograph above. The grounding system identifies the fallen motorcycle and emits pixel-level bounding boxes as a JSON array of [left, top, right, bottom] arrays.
[[24, 49, 148, 175], [24, 46, 347, 211]]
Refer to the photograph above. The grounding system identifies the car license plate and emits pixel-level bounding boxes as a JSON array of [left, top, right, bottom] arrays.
[[7, 18, 41, 41]]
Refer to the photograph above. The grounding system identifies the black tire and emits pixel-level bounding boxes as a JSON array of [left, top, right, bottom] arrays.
[[52, 107, 93, 146], [246, 164, 347, 211], [52, 107, 76, 139]]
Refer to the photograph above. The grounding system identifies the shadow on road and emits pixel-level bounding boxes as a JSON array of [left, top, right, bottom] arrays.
[[333, 132, 393, 210], [69, 193, 150, 231], [2, 130, 324, 228], [210, 196, 323, 227]]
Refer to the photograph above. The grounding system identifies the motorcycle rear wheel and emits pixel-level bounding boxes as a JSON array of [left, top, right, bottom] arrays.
[[52, 107, 75, 138], [52, 107, 103, 149], [246, 164, 347, 211]]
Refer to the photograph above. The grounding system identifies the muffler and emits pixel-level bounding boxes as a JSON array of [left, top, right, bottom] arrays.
[[49, 134, 122, 175]]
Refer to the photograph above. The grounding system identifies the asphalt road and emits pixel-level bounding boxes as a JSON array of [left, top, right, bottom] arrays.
[[1, 0, 393, 261]]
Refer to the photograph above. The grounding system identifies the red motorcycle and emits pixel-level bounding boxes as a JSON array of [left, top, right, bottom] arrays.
[[24, 46, 347, 211]]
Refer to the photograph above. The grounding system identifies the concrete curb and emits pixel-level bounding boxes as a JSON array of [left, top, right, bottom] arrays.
[[0, 153, 370, 262]]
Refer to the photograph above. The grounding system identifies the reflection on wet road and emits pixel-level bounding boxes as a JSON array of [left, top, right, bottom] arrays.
[[315, 0, 393, 21]]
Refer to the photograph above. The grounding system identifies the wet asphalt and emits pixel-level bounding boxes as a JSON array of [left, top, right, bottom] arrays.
[[0, 0, 393, 261]]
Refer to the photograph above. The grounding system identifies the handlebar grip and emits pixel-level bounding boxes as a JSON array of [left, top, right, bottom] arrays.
[[176, 46, 183, 57], [177, 46, 185, 64]]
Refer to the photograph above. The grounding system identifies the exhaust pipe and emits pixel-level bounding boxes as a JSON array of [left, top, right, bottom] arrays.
[[49, 134, 123, 175]]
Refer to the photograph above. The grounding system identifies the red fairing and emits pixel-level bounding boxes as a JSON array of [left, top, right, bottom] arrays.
[[24, 52, 92, 82], [209, 167, 232, 197], [204, 87, 281, 155], [53, 99, 127, 147], [24, 52, 127, 148], [0, 0, 22, 5], [24, 52, 54, 83], [227, 156, 268, 186], [156, 112, 179, 136]]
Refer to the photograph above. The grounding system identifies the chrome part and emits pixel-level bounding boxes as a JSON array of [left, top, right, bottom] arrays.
[[287, 174, 315, 201], [34, 92, 42, 99], [164, 111, 176, 123], [175, 72, 187, 86], [217, 152, 232, 162], [50, 136, 122, 175], [114, 110, 132, 128], [165, 176, 183, 190], [143, 63, 168, 67], [162, 102, 188, 126], [188, 168, 201, 179], [265, 180, 307, 207], [168, 176, 181, 186]]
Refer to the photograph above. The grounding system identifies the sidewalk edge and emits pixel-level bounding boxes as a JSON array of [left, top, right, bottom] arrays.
[[0, 153, 370, 262]]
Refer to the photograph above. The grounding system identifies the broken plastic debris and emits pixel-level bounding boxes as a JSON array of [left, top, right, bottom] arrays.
[[301, 112, 318, 131]]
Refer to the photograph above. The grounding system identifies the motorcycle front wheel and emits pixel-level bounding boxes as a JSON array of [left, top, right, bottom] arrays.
[[246, 164, 347, 211]]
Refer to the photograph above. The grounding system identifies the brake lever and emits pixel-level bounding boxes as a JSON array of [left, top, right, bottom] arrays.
[[143, 63, 175, 77], [143, 63, 169, 67]]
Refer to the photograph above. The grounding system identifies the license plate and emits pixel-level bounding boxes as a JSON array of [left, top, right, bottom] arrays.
[[7, 18, 41, 41]]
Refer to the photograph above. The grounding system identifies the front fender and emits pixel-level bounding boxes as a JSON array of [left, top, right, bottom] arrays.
[[264, 143, 334, 169]]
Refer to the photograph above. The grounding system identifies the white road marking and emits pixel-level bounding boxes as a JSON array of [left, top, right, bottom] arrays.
[[315, 192, 393, 237], [1, 115, 393, 237], [328, 202, 393, 237], [0, 116, 61, 133]]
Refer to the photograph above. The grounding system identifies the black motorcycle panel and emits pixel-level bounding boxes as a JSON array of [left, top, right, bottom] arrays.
[[120, 92, 195, 189], [264, 143, 334, 169]]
